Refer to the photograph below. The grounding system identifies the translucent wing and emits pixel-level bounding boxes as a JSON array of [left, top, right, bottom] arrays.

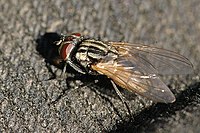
[[91, 42, 193, 103], [109, 42, 193, 75], [92, 55, 176, 103]]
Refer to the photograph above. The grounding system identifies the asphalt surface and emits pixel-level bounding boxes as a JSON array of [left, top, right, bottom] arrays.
[[0, 0, 200, 132]]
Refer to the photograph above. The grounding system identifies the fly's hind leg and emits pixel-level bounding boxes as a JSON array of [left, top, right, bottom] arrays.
[[110, 80, 133, 120]]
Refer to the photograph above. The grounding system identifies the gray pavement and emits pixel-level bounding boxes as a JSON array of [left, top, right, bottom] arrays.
[[0, 0, 199, 132]]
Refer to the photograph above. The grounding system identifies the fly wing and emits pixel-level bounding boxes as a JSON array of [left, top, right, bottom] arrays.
[[109, 42, 193, 75], [91, 55, 176, 103]]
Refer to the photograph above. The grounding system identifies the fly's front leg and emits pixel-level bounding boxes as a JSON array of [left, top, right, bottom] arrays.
[[66, 59, 87, 74]]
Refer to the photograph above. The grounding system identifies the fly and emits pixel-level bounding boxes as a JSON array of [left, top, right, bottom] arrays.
[[55, 33, 193, 105]]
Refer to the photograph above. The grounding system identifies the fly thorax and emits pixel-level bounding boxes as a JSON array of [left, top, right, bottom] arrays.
[[75, 39, 117, 69]]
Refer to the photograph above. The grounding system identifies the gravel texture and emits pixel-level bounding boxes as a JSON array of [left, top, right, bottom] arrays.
[[0, 0, 199, 132]]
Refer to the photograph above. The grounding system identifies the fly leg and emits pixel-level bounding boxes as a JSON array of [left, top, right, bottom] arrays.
[[66, 59, 87, 74], [110, 80, 133, 120]]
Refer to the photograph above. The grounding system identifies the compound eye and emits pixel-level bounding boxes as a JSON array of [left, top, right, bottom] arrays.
[[64, 33, 81, 41], [72, 33, 81, 37], [60, 43, 75, 60]]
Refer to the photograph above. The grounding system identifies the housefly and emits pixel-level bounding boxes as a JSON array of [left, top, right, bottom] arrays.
[[55, 33, 193, 104]]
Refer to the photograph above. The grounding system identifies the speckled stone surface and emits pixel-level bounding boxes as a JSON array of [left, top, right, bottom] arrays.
[[0, 0, 199, 132]]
